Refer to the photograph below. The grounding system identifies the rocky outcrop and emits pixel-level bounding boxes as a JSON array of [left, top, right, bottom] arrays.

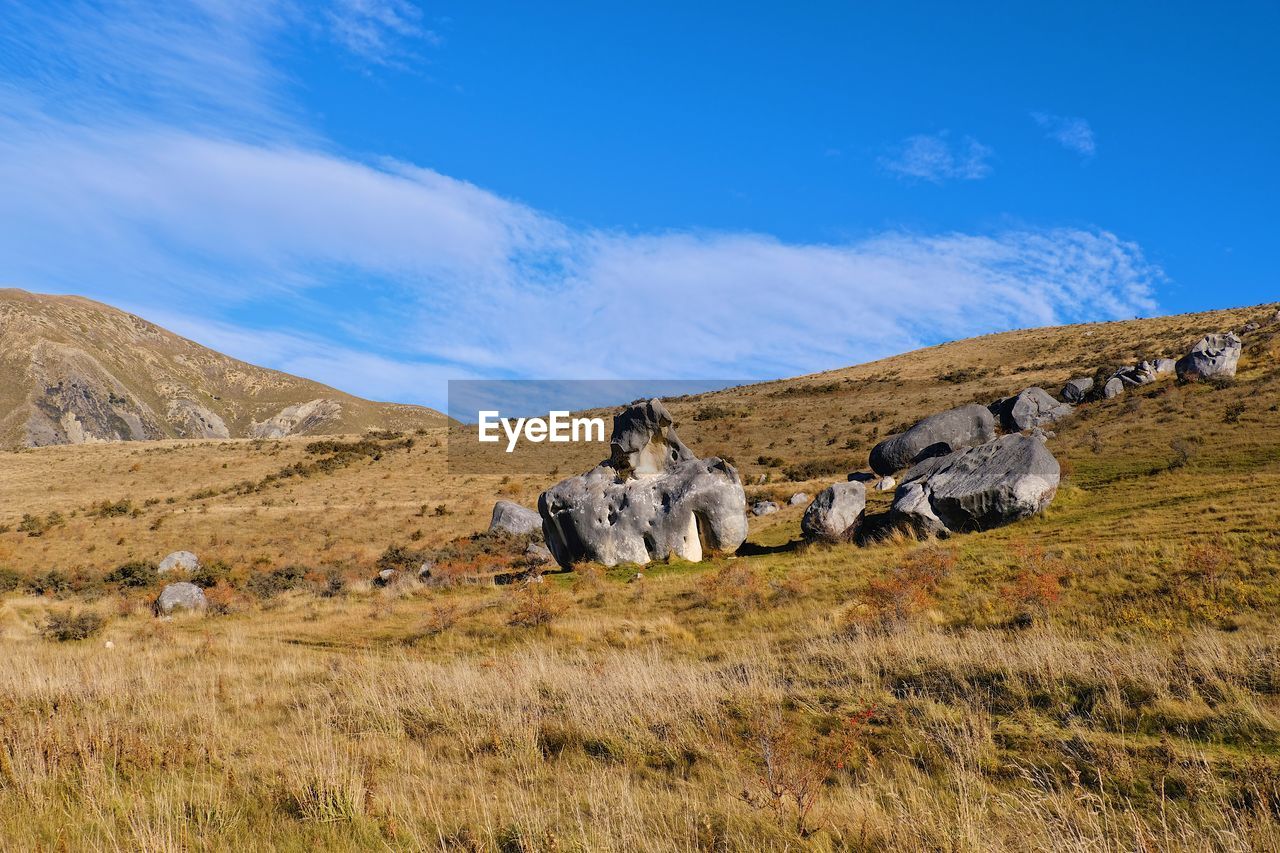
[[249, 399, 343, 439], [539, 399, 747, 569], [167, 399, 231, 439], [991, 388, 1073, 432], [890, 435, 1060, 536], [158, 551, 199, 575], [488, 501, 543, 536], [801, 482, 866, 541], [1060, 377, 1093, 403], [869, 404, 996, 476], [155, 582, 207, 615], [1176, 333, 1243, 381]]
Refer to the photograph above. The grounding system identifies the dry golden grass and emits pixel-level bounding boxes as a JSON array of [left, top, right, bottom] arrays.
[[0, 304, 1278, 850]]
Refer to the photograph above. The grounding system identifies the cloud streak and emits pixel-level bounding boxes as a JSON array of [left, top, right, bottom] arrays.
[[880, 132, 993, 183], [1033, 112, 1097, 157], [0, 2, 1159, 410]]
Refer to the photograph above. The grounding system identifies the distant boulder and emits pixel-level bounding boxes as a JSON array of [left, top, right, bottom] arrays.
[[539, 399, 747, 569], [991, 388, 1073, 432], [523, 542, 554, 567], [488, 500, 542, 536], [1102, 376, 1125, 399], [157, 551, 199, 575], [1060, 377, 1093, 403], [890, 434, 1060, 536], [868, 404, 996, 476], [1176, 333, 1243, 381], [788, 492, 809, 506], [374, 569, 399, 587], [752, 500, 779, 516], [155, 582, 207, 616], [1153, 358, 1176, 376], [801, 482, 866, 542], [874, 476, 896, 492], [1113, 362, 1158, 389]]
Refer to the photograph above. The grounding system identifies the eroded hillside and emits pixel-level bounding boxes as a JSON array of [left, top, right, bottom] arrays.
[[0, 289, 443, 447]]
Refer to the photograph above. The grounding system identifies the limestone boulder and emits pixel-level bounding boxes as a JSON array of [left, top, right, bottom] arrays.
[[991, 388, 1073, 432], [889, 435, 1060, 536], [157, 550, 199, 575], [539, 399, 747, 569], [155, 582, 207, 616], [488, 500, 543, 536], [800, 482, 866, 542], [868, 404, 996, 476], [1060, 377, 1093, 403], [752, 500, 779, 516], [1176, 333, 1243, 381]]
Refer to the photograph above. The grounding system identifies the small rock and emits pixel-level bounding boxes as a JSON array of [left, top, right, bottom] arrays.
[[751, 500, 779, 516], [874, 476, 895, 491], [1059, 377, 1093, 403], [104, 640, 115, 650], [523, 542, 553, 566], [990, 388, 1073, 432], [788, 492, 808, 505], [1152, 358, 1177, 376], [488, 500, 542, 536], [801, 482, 866, 542], [374, 569, 399, 587], [157, 550, 199, 575], [1102, 376, 1125, 399], [155, 582, 207, 616], [416, 560, 435, 581]]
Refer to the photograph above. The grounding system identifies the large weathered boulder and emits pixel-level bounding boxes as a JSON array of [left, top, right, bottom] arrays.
[[889, 435, 1060, 536], [155, 582, 207, 616], [991, 388, 1073, 432], [1060, 377, 1093, 403], [801, 482, 866, 542], [868, 404, 996, 476], [1176, 333, 1243, 381], [539, 399, 747, 569], [488, 500, 542, 536], [157, 550, 199, 575]]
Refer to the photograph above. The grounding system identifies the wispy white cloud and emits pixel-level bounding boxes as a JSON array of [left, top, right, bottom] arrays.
[[0, 2, 1160, 410], [880, 132, 993, 183], [1032, 112, 1096, 157], [326, 0, 438, 66]]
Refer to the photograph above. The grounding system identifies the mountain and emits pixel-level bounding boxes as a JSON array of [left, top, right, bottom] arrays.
[[0, 288, 443, 447]]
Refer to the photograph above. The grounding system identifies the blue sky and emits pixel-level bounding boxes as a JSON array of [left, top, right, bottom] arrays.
[[0, 1, 1275, 409]]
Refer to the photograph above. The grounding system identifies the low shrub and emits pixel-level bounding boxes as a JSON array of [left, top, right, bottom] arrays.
[[246, 565, 308, 600], [507, 583, 568, 628], [41, 610, 106, 642], [104, 560, 157, 589]]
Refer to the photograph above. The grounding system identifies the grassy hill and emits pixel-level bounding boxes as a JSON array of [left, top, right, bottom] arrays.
[[0, 302, 1277, 850], [0, 288, 443, 447]]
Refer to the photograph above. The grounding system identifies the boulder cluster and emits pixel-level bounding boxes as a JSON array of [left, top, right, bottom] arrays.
[[475, 325, 1252, 571]]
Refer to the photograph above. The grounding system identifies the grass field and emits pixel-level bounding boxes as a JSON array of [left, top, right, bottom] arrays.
[[0, 306, 1277, 851]]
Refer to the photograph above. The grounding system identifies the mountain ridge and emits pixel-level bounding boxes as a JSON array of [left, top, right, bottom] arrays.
[[0, 288, 444, 447]]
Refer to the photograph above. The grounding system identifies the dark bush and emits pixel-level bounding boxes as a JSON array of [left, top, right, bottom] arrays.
[[189, 559, 231, 588], [320, 567, 347, 598], [246, 564, 308, 600], [28, 569, 70, 597], [378, 545, 430, 574], [0, 567, 22, 594], [104, 560, 157, 589], [782, 456, 855, 482], [41, 610, 106, 642]]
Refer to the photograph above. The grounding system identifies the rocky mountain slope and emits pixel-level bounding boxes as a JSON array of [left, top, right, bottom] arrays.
[[0, 289, 443, 447]]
